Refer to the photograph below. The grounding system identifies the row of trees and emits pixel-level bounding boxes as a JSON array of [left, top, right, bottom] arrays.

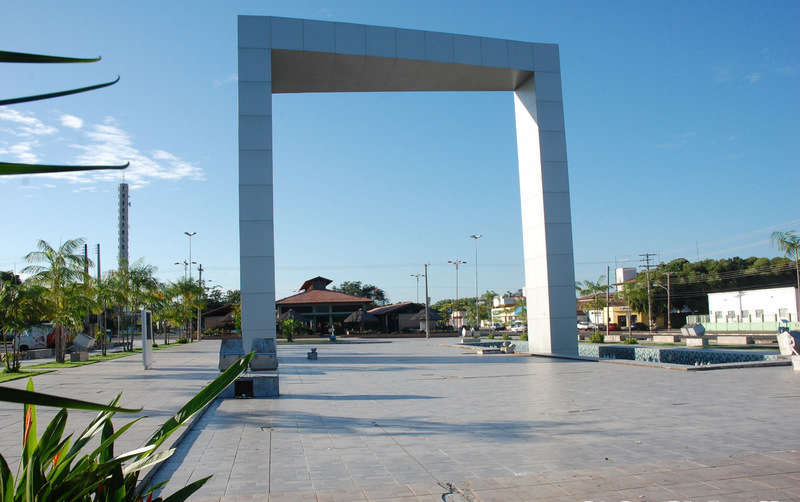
[[577, 231, 800, 326], [431, 290, 526, 328], [0, 238, 211, 368]]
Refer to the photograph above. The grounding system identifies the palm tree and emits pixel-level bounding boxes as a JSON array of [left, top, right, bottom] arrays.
[[22, 238, 92, 363], [576, 276, 611, 326], [771, 230, 800, 318], [171, 277, 204, 341], [109, 259, 159, 350], [93, 274, 123, 356]]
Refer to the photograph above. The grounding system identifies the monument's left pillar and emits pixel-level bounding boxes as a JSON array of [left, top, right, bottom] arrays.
[[238, 16, 276, 355]]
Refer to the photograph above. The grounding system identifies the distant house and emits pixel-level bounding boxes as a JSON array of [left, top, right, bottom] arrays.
[[276, 277, 373, 334], [576, 293, 650, 328], [708, 286, 799, 322], [491, 296, 524, 327], [202, 305, 235, 331], [368, 302, 425, 333]]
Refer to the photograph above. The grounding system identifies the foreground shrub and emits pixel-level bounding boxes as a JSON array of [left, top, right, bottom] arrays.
[[0, 353, 253, 501], [623, 337, 638, 344], [589, 332, 605, 343], [487, 333, 494, 339], [520, 333, 528, 341], [501, 333, 510, 340]]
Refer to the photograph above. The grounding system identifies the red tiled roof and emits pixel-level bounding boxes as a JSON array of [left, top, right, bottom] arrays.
[[276, 289, 372, 305]]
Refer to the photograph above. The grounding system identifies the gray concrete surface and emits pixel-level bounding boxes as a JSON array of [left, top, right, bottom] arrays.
[[2, 338, 799, 501]]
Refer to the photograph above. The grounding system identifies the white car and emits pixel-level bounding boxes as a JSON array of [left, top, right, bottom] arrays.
[[510, 323, 526, 332]]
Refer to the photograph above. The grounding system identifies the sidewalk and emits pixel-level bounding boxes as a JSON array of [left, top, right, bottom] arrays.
[[2, 338, 799, 501]]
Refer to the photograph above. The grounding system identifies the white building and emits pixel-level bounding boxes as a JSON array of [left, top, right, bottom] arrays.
[[708, 286, 799, 322]]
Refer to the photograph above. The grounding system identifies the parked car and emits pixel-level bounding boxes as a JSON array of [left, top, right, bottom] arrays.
[[15, 324, 57, 351], [629, 322, 649, 331], [607, 323, 620, 331], [577, 321, 596, 331], [510, 322, 526, 332], [492, 323, 504, 330]]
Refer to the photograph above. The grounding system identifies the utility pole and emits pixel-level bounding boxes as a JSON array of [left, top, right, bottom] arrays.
[[424, 263, 430, 339], [640, 252, 656, 331]]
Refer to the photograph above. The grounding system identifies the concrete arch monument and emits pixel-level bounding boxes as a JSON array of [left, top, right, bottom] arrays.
[[238, 15, 577, 360]]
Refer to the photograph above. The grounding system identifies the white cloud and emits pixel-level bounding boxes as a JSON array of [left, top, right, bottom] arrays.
[[0, 109, 56, 136], [212, 74, 238, 88], [9, 142, 40, 163], [59, 114, 83, 129], [0, 112, 205, 187]]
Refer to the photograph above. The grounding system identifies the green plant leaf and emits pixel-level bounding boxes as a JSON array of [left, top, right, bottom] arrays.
[[0, 161, 129, 175], [0, 386, 141, 412], [0, 50, 100, 64], [161, 475, 213, 502], [0, 76, 120, 106], [122, 447, 174, 476]]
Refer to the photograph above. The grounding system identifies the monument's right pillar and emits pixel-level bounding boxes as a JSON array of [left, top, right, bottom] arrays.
[[514, 44, 577, 355]]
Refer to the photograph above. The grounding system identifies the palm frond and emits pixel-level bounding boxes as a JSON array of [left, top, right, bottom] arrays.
[[0, 161, 128, 176], [0, 51, 100, 64]]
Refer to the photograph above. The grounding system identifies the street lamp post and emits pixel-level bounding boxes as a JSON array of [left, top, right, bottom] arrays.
[[447, 260, 466, 328], [470, 234, 482, 327], [174, 260, 189, 279], [185, 232, 196, 280], [410, 273, 422, 303], [654, 274, 672, 330]]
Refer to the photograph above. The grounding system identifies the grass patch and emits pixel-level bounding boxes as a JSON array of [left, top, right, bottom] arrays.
[[0, 369, 55, 383]]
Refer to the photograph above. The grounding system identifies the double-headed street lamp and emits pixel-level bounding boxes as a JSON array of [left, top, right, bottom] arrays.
[[410, 273, 422, 303], [447, 259, 466, 328], [470, 234, 482, 326], [185, 232, 196, 280]]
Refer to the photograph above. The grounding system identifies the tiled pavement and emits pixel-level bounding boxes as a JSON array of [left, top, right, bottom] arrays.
[[2, 338, 799, 501]]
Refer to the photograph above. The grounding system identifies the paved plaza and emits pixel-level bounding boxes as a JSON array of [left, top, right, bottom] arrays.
[[2, 338, 799, 501]]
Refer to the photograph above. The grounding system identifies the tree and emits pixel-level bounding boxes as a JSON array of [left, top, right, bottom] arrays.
[[92, 274, 123, 356], [0, 273, 43, 371], [109, 259, 159, 350], [576, 276, 610, 325], [170, 277, 204, 341], [771, 230, 800, 317], [332, 281, 389, 306], [22, 239, 93, 363]]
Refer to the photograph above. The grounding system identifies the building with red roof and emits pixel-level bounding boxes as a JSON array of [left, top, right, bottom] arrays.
[[276, 277, 373, 334]]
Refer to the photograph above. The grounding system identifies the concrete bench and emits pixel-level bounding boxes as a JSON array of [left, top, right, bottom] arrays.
[[652, 335, 680, 343], [70, 351, 89, 362], [716, 335, 753, 345], [25, 349, 54, 360], [685, 337, 709, 347]]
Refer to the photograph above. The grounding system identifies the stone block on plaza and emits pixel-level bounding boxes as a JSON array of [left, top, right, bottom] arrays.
[[70, 351, 89, 362], [778, 331, 800, 356], [249, 337, 278, 371], [685, 337, 709, 347], [220, 373, 279, 398], [219, 337, 245, 371], [652, 335, 680, 343], [716, 335, 753, 345]]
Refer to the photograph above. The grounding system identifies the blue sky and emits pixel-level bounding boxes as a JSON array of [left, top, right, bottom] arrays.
[[1, 1, 798, 304]]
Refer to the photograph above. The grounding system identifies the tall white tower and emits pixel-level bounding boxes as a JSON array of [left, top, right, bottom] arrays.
[[118, 183, 129, 269]]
